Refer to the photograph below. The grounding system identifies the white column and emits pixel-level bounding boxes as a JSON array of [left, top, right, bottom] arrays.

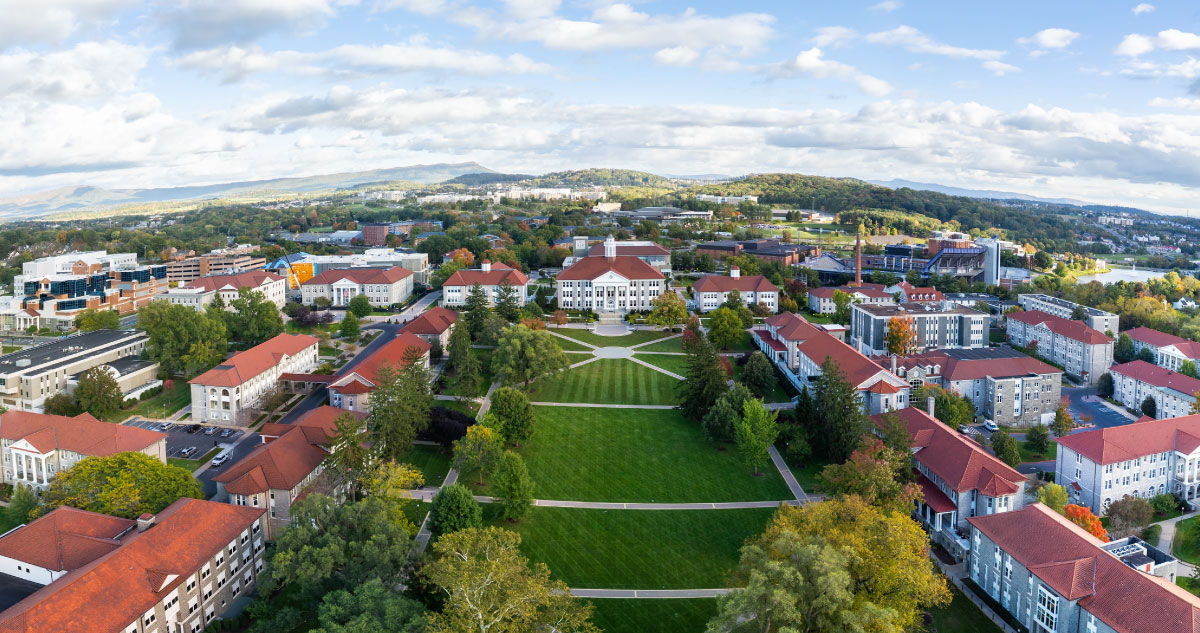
[[39, 457, 46, 484]]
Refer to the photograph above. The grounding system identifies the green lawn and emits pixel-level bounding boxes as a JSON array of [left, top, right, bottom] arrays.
[[401, 500, 429, 534], [492, 406, 791, 503], [545, 333, 596, 352], [488, 505, 774, 589], [588, 599, 717, 633], [634, 336, 684, 353], [1173, 517, 1200, 565], [1179, 577, 1200, 597], [927, 584, 1004, 633], [0, 346, 22, 355], [717, 331, 755, 352], [1018, 441, 1057, 464], [801, 311, 836, 325], [104, 382, 191, 423], [527, 359, 679, 405], [399, 444, 453, 486], [317, 345, 340, 357], [730, 362, 791, 403], [168, 448, 220, 472], [550, 328, 676, 348], [633, 353, 689, 377], [786, 456, 833, 494], [434, 398, 480, 419]]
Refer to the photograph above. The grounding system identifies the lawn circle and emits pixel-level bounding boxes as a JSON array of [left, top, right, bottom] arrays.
[[593, 346, 635, 359]]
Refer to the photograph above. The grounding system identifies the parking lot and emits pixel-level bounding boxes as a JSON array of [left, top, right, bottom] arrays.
[[124, 417, 247, 459]]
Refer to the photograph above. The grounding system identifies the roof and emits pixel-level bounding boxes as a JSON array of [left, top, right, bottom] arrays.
[[215, 405, 353, 494], [1008, 310, 1113, 345], [442, 265, 528, 288], [0, 411, 164, 457], [586, 243, 670, 257], [302, 266, 413, 286], [874, 407, 1024, 495], [798, 329, 890, 388], [885, 348, 1061, 382], [0, 507, 134, 572], [692, 274, 778, 294], [1058, 411, 1200, 465], [329, 332, 430, 392], [184, 270, 281, 292], [896, 281, 945, 302], [1125, 326, 1200, 360], [190, 333, 317, 387], [970, 504, 1200, 633], [916, 473, 957, 513], [809, 285, 892, 299], [0, 498, 264, 633], [1110, 360, 1200, 397], [557, 255, 665, 281], [402, 306, 458, 336], [260, 405, 366, 440], [764, 312, 823, 342]]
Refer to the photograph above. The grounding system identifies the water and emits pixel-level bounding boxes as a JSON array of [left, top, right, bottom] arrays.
[[1076, 267, 1171, 284]]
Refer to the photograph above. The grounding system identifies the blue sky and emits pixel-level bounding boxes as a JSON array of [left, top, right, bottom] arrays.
[[6, 1, 1200, 213]]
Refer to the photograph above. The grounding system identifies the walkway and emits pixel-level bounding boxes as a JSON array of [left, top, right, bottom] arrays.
[[1160, 510, 1199, 576], [529, 402, 675, 409], [931, 558, 1019, 633], [769, 446, 809, 503], [570, 588, 732, 599], [408, 489, 793, 510]]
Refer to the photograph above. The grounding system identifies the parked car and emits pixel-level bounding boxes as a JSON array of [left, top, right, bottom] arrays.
[[157, 422, 172, 431], [219, 429, 235, 438], [210, 451, 231, 467], [186, 424, 201, 433], [204, 426, 218, 436], [178, 447, 197, 458], [983, 420, 999, 432]]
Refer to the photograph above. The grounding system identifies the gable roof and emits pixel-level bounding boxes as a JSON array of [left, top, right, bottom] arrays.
[[0, 411, 165, 457], [557, 255, 664, 281], [190, 333, 317, 387], [1126, 327, 1200, 361], [184, 270, 281, 293], [442, 266, 528, 288], [764, 312, 824, 342], [329, 332, 430, 393], [1057, 411, 1200, 465], [259, 405, 366, 440], [0, 507, 134, 572], [303, 266, 413, 286], [886, 349, 1061, 382], [214, 421, 333, 494], [1110, 360, 1200, 398], [895, 281, 945, 302], [809, 285, 893, 299], [875, 407, 1024, 495], [1008, 309, 1112, 345], [692, 274, 778, 294], [970, 503, 1200, 633], [797, 328, 891, 388], [402, 306, 458, 336]]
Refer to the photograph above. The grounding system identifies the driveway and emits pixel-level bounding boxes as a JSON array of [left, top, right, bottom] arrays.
[[277, 320, 403, 424], [1062, 386, 1134, 431]]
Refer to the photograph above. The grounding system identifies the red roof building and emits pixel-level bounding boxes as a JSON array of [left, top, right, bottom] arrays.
[[401, 306, 458, 346], [168, 269, 287, 312], [691, 268, 779, 313], [189, 333, 319, 425], [300, 266, 415, 308], [1125, 326, 1200, 373], [807, 283, 894, 314], [891, 281, 945, 303], [0, 411, 167, 490], [1110, 360, 1200, 420], [328, 332, 430, 412], [441, 261, 530, 309], [1006, 309, 1114, 386], [556, 238, 666, 314]]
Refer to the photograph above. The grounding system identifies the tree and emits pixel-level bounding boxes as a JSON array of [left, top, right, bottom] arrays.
[[550, 310, 568, 326], [1051, 399, 1075, 438], [8, 484, 39, 525], [677, 325, 730, 421], [312, 578, 426, 633], [1071, 305, 1088, 321], [453, 422, 503, 486], [429, 483, 484, 537], [1025, 423, 1051, 456], [490, 387, 535, 446], [477, 313, 508, 346], [495, 280, 521, 322], [370, 352, 433, 462], [492, 325, 569, 388], [1142, 395, 1157, 418], [1107, 496, 1154, 539], [325, 412, 372, 501], [314, 295, 332, 309], [878, 411, 911, 454], [427, 527, 599, 633], [138, 300, 227, 376], [703, 383, 753, 445], [831, 290, 853, 325], [39, 452, 202, 519], [1114, 333, 1135, 363], [914, 384, 974, 431], [1183, 360, 1199, 379], [361, 462, 425, 531], [74, 367, 124, 419], [431, 261, 465, 289], [741, 352, 776, 399], [76, 308, 119, 331], [885, 315, 918, 356], [347, 293, 373, 318], [43, 392, 81, 416], [1036, 483, 1068, 514], [446, 321, 481, 397], [494, 451, 535, 521], [1151, 493, 1178, 516], [707, 307, 744, 350], [819, 437, 921, 515], [736, 399, 779, 476], [811, 357, 869, 463], [463, 283, 490, 340], [646, 290, 688, 330], [1065, 504, 1109, 542], [227, 288, 284, 345], [339, 312, 361, 338], [1137, 346, 1155, 363], [989, 430, 1021, 468], [1098, 372, 1115, 398]]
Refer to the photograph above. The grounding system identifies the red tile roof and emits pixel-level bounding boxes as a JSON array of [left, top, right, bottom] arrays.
[[303, 266, 413, 286], [0, 411, 165, 457], [190, 333, 317, 387], [557, 256, 664, 281], [402, 306, 458, 336], [916, 473, 957, 513], [753, 329, 786, 352], [215, 409, 345, 495], [970, 504, 1200, 633], [0, 498, 264, 633], [586, 243, 670, 257], [797, 329, 888, 388], [764, 312, 823, 342], [809, 285, 893, 299], [692, 274, 778, 294], [1057, 411, 1200, 465], [1110, 360, 1200, 396], [1125, 327, 1200, 361], [875, 407, 1024, 495], [1008, 309, 1112, 344], [0, 507, 134, 572], [259, 405, 366, 440], [442, 266, 528, 288], [896, 281, 945, 302], [184, 270, 281, 292], [329, 332, 430, 394]]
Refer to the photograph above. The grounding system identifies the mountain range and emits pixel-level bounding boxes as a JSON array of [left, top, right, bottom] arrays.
[[868, 178, 1092, 206]]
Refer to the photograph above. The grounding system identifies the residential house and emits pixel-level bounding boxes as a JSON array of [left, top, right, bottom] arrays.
[[301, 267, 414, 308], [690, 267, 779, 313], [401, 306, 457, 348], [189, 334, 318, 424], [0, 411, 166, 490], [328, 332, 430, 411], [441, 261, 530, 308], [1007, 310, 1114, 385]]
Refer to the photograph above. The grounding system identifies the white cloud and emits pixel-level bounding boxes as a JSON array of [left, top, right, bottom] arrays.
[[1158, 29, 1200, 51], [654, 46, 699, 67], [1133, 3, 1155, 15], [768, 47, 892, 96], [0, 0, 137, 50], [157, 0, 354, 49], [984, 61, 1021, 76], [1149, 97, 1200, 109], [812, 26, 857, 48], [869, 1, 901, 13], [1018, 28, 1080, 51], [1115, 33, 1156, 57], [866, 25, 1006, 60], [0, 41, 148, 101], [1116, 29, 1200, 57], [503, 0, 559, 20]]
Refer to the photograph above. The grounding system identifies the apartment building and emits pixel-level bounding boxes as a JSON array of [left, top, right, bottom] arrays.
[[1017, 293, 1120, 334], [5, 257, 168, 329], [165, 270, 286, 312], [556, 238, 665, 314], [0, 330, 154, 412], [328, 333, 430, 411], [1110, 360, 1200, 419], [807, 283, 894, 314], [441, 261, 530, 308], [12, 251, 138, 289], [695, 239, 816, 267], [216, 406, 362, 539], [0, 411, 166, 490], [872, 406, 1026, 561], [690, 267, 779, 313], [401, 306, 457, 348], [851, 303, 988, 357], [1124, 326, 1200, 372], [189, 334, 318, 424], [301, 267, 414, 308], [361, 221, 443, 246], [165, 253, 266, 284], [969, 504, 1199, 633], [0, 498, 266, 633], [1007, 310, 1114, 385]]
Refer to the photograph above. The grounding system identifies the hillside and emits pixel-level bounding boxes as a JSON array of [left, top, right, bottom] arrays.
[[526, 169, 674, 188], [442, 172, 533, 186]]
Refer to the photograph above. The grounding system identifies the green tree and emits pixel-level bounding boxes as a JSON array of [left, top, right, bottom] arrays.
[[736, 399, 779, 476], [647, 290, 688, 329], [76, 308, 119, 331], [73, 366, 125, 420], [702, 383, 753, 445], [339, 312, 361, 338], [1114, 333, 1135, 363], [347, 293, 373, 318], [1071, 305, 1088, 321], [1107, 496, 1154, 539], [138, 300, 228, 376], [1142, 395, 1157, 417], [493, 451, 535, 522], [495, 280, 521, 322], [989, 430, 1021, 468], [1025, 423, 1051, 456], [878, 411, 911, 454], [453, 422, 503, 486], [7, 484, 39, 525], [915, 384, 974, 431], [492, 325, 569, 388], [819, 437, 920, 515], [39, 452, 202, 519], [227, 288, 284, 345], [370, 349, 433, 462], [811, 357, 869, 463], [312, 578, 426, 633], [427, 527, 599, 633], [447, 321, 481, 397], [1051, 400, 1075, 438], [490, 387, 535, 446], [1183, 360, 1199, 379], [430, 261, 464, 289], [1098, 372, 1115, 398], [43, 392, 81, 416], [707, 307, 744, 350], [463, 283, 490, 340], [428, 483, 483, 537], [181, 340, 224, 378], [741, 352, 776, 399], [1036, 483, 1068, 514], [314, 295, 332, 309], [677, 326, 730, 421], [325, 412, 372, 501], [831, 290, 853, 325]]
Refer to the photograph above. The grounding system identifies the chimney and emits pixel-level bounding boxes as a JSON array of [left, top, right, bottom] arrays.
[[481, 259, 491, 273], [926, 396, 936, 418], [137, 513, 155, 532], [891, 354, 898, 373], [604, 235, 616, 258], [854, 230, 862, 287], [730, 266, 740, 279]]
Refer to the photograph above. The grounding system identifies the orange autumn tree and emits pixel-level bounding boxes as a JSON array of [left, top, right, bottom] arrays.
[[885, 315, 919, 356], [1064, 504, 1109, 542], [446, 248, 475, 268]]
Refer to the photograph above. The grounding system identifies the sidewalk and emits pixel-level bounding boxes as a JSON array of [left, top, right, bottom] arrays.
[[1159, 510, 1199, 576]]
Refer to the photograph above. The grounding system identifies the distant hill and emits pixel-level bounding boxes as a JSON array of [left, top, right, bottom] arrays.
[[442, 172, 533, 186], [0, 162, 494, 220], [869, 178, 1090, 206], [526, 169, 673, 188]]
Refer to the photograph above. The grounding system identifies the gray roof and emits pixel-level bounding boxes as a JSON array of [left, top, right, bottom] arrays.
[[0, 330, 146, 375]]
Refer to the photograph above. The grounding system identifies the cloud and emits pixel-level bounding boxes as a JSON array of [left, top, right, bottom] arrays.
[[768, 47, 892, 96], [1149, 97, 1200, 109], [984, 61, 1021, 76], [812, 26, 857, 48], [869, 1, 901, 13], [1116, 29, 1200, 57], [1132, 3, 1155, 15], [1018, 28, 1080, 52], [157, 0, 353, 50], [654, 46, 699, 67], [0, 41, 148, 101], [0, 0, 137, 50], [866, 25, 1005, 60]]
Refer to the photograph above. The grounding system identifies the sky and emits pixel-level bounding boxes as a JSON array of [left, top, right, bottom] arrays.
[[7, 1, 1200, 214]]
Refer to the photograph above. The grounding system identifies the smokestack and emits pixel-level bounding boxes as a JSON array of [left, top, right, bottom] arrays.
[[926, 396, 936, 418], [891, 354, 898, 373], [854, 231, 862, 287]]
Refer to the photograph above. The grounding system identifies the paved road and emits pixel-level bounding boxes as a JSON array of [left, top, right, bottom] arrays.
[[196, 431, 264, 497], [119, 313, 138, 329], [125, 417, 248, 457], [277, 321, 404, 424]]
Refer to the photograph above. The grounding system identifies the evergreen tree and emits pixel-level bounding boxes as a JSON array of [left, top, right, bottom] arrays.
[[677, 328, 730, 421], [325, 412, 371, 501], [490, 387, 535, 446], [1137, 346, 1155, 363], [495, 280, 521, 322], [1114, 333, 1135, 363], [493, 451, 535, 522], [464, 283, 490, 339], [741, 352, 776, 399], [447, 322, 481, 397], [702, 384, 753, 445], [811, 357, 870, 463], [369, 347, 432, 461], [339, 312, 360, 338], [989, 431, 1021, 468]]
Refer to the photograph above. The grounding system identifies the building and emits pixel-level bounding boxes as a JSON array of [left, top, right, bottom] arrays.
[[441, 261, 530, 308], [695, 239, 816, 267], [0, 330, 154, 413], [6, 257, 169, 329], [301, 267, 414, 308], [12, 251, 138, 289], [752, 312, 910, 413], [695, 194, 758, 205], [0, 410, 167, 490], [165, 271, 286, 312], [576, 238, 670, 273], [1007, 310, 1114, 385], [1175, 297, 1198, 310], [886, 281, 945, 303], [328, 333, 430, 411], [926, 231, 974, 257], [190, 334, 318, 424], [1109, 360, 1200, 420], [0, 498, 266, 633], [1100, 215, 1135, 226], [968, 503, 1199, 633], [851, 303, 988, 357], [887, 348, 1062, 427], [603, 206, 712, 223], [873, 406, 1026, 560], [807, 283, 894, 314], [276, 229, 362, 245], [361, 221, 444, 246], [268, 249, 430, 287], [1124, 326, 1200, 372], [556, 237, 666, 314], [165, 253, 266, 284], [401, 306, 457, 348], [1018, 293, 1120, 334], [215, 406, 362, 539], [691, 268, 779, 313]]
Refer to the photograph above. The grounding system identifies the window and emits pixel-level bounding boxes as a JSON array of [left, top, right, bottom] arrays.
[[143, 610, 156, 627], [1036, 586, 1059, 631]]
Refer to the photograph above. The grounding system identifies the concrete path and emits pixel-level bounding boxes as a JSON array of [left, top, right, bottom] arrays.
[[570, 588, 733, 598], [475, 379, 502, 419], [530, 402, 676, 409], [548, 329, 598, 350], [627, 333, 682, 350], [1160, 510, 1200, 575], [768, 445, 810, 503], [568, 356, 602, 369], [629, 355, 683, 380], [407, 489, 792, 509]]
